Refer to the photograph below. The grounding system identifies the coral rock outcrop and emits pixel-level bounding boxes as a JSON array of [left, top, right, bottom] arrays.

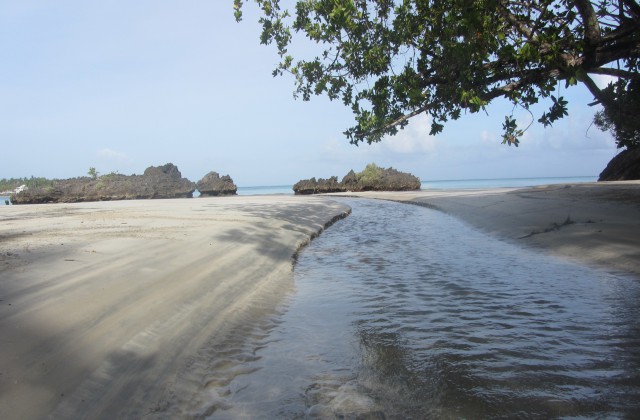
[[11, 163, 196, 204], [292, 176, 345, 195], [293, 164, 421, 195], [196, 171, 237, 196]]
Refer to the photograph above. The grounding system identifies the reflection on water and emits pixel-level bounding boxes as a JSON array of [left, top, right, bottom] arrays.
[[205, 199, 640, 419]]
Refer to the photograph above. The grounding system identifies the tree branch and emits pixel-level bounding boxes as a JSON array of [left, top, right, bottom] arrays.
[[588, 67, 640, 80], [497, 2, 534, 39], [354, 104, 429, 139], [482, 68, 562, 101], [622, 0, 640, 16], [594, 39, 640, 66], [580, 72, 615, 108], [574, 0, 602, 46], [357, 66, 564, 141], [600, 19, 640, 43]]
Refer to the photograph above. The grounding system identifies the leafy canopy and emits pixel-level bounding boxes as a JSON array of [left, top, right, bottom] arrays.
[[235, 0, 640, 148]]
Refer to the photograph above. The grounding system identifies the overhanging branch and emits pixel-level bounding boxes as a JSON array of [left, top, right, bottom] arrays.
[[574, 0, 602, 46], [354, 104, 429, 140], [578, 73, 636, 121], [622, 0, 640, 16], [588, 67, 640, 80], [482, 69, 562, 101]]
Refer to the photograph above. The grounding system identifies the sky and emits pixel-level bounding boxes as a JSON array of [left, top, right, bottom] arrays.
[[0, 1, 621, 186]]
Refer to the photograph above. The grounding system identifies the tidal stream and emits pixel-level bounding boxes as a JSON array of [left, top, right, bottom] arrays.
[[207, 198, 640, 419]]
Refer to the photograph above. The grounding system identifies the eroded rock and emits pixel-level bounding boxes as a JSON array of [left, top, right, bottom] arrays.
[[599, 148, 640, 181], [293, 164, 420, 194], [11, 163, 196, 204], [196, 171, 237, 196]]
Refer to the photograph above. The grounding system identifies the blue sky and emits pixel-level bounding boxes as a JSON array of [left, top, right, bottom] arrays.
[[0, 1, 620, 186]]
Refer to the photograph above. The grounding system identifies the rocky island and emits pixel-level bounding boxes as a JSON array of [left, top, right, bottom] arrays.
[[9, 164, 238, 204], [196, 171, 238, 196], [293, 163, 421, 195]]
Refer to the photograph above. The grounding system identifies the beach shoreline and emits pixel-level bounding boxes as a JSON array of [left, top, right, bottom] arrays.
[[0, 195, 350, 419], [330, 180, 640, 277], [1, 181, 639, 417]]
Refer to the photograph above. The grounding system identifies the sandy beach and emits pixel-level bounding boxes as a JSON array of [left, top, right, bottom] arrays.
[[1, 181, 639, 418], [0, 196, 350, 419], [334, 180, 640, 277]]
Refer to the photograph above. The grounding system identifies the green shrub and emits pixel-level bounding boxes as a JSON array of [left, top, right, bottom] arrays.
[[357, 163, 383, 184]]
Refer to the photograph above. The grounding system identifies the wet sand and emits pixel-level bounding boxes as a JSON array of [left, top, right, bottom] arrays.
[[0, 196, 350, 419], [333, 180, 640, 277]]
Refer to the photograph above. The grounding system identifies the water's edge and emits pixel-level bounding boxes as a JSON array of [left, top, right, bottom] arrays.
[[200, 198, 640, 418]]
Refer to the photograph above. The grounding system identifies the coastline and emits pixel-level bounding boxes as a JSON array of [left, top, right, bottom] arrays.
[[2, 181, 639, 417], [330, 180, 640, 277], [0, 196, 350, 419]]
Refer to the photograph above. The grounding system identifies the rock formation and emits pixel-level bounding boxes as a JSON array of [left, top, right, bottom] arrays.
[[598, 148, 640, 181], [292, 176, 345, 195], [11, 163, 196, 204], [138, 163, 196, 198], [293, 164, 421, 194], [196, 172, 237, 196], [340, 170, 359, 191], [346, 164, 421, 192]]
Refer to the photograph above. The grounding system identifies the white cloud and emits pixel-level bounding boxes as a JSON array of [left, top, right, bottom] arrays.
[[379, 113, 438, 154], [97, 148, 131, 163], [322, 137, 347, 158], [593, 73, 618, 89], [318, 113, 439, 166], [480, 129, 495, 144]]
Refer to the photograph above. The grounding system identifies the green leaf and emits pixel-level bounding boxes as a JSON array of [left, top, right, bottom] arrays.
[[238, 0, 640, 149], [565, 76, 577, 87]]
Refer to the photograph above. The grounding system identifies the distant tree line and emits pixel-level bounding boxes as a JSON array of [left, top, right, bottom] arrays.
[[1, 168, 115, 193], [0, 177, 56, 192]]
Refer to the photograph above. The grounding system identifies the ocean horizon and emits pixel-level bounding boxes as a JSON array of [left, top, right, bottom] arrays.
[[1, 176, 598, 204], [235, 175, 598, 196]]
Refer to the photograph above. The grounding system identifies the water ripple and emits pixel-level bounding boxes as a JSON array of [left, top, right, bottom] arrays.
[[206, 199, 640, 419]]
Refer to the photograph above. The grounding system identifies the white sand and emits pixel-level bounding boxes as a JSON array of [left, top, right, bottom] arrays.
[[0, 196, 350, 419]]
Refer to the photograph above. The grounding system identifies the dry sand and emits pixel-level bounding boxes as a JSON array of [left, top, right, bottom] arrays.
[[0, 196, 350, 419], [334, 180, 640, 277]]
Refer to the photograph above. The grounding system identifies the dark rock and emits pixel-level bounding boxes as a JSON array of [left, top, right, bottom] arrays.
[[11, 163, 196, 204], [143, 162, 183, 179], [598, 148, 640, 181], [362, 166, 421, 192], [293, 176, 345, 195], [137, 163, 196, 199], [340, 170, 358, 191], [293, 164, 421, 195], [293, 177, 318, 195], [196, 172, 237, 196]]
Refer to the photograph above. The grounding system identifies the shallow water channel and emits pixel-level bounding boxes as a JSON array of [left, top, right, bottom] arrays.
[[208, 198, 640, 419]]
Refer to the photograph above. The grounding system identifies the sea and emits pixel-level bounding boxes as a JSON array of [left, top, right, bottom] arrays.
[[235, 176, 597, 196], [2, 176, 595, 204], [201, 196, 640, 419]]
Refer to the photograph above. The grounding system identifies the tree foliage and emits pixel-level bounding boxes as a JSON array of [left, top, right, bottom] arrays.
[[0, 177, 55, 192], [357, 162, 384, 184], [593, 78, 640, 148], [235, 0, 640, 148], [88, 167, 99, 179]]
